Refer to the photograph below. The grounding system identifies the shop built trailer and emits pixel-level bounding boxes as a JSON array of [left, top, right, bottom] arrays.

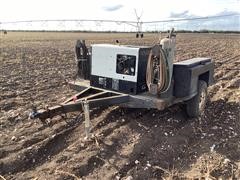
[[30, 31, 214, 137]]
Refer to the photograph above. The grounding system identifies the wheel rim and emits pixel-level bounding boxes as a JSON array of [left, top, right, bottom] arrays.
[[199, 90, 207, 114]]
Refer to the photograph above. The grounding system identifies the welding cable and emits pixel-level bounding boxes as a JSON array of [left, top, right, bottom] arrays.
[[146, 45, 171, 94]]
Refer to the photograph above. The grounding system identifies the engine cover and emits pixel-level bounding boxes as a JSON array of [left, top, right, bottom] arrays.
[[90, 44, 151, 94]]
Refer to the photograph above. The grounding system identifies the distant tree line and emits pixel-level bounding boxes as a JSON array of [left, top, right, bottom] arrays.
[[147, 30, 240, 34]]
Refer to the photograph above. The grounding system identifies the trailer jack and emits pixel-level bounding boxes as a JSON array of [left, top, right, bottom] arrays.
[[82, 99, 91, 139]]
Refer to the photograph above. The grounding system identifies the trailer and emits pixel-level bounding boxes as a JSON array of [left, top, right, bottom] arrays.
[[30, 30, 214, 138]]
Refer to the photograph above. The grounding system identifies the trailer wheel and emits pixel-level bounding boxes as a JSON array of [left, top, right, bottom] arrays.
[[186, 80, 208, 118]]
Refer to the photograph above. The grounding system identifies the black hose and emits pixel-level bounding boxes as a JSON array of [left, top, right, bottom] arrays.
[[75, 40, 90, 80]]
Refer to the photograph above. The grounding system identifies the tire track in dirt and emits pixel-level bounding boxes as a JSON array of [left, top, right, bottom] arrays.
[[0, 117, 83, 175], [47, 107, 189, 179], [0, 106, 109, 173], [54, 108, 143, 178]]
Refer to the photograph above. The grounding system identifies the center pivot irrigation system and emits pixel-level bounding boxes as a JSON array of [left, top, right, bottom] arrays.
[[1, 12, 239, 37], [30, 28, 214, 138]]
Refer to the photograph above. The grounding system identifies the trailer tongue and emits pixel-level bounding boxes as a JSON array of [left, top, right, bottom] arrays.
[[30, 86, 129, 121], [30, 84, 129, 137]]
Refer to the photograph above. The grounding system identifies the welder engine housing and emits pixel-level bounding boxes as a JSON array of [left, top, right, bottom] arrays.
[[90, 44, 151, 94]]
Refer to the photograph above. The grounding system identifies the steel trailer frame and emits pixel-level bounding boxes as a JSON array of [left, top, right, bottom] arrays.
[[30, 84, 129, 121], [30, 80, 196, 121]]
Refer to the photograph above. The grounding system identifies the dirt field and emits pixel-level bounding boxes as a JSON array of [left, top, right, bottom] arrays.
[[0, 32, 240, 179]]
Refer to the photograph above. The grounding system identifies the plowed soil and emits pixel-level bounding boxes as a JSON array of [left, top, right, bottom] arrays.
[[0, 32, 240, 180]]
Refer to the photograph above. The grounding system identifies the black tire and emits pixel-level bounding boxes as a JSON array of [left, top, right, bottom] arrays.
[[136, 33, 139, 38], [186, 80, 208, 118]]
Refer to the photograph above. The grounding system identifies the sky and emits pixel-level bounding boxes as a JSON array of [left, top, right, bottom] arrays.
[[0, 0, 239, 31]]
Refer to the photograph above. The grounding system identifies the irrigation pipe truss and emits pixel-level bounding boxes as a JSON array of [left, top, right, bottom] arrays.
[[0, 13, 239, 26]]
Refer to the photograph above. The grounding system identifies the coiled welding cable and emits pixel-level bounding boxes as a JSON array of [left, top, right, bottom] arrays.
[[146, 45, 171, 94]]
